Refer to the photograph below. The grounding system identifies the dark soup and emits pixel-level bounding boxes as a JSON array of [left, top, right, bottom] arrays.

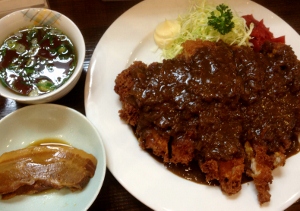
[[0, 26, 77, 96]]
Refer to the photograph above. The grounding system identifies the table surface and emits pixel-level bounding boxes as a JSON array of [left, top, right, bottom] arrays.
[[0, 0, 300, 210]]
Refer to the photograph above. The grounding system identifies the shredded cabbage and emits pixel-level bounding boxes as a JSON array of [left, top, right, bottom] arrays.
[[161, 0, 254, 59]]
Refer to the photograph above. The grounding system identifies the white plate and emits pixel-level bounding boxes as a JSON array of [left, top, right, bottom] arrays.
[[84, 0, 300, 210], [0, 104, 106, 211]]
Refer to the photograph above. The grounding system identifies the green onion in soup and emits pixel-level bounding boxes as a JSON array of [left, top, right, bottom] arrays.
[[0, 26, 77, 96]]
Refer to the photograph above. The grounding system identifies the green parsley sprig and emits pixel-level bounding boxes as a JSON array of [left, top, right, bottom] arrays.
[[208, 4, 235, 35]]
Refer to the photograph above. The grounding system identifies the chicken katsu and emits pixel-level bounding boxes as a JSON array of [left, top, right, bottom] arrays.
[[114, 39, 300, 204]]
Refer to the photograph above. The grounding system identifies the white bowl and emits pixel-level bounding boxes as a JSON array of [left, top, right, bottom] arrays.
[[0, 104, 106, 211], [0, 8, 85, 104]]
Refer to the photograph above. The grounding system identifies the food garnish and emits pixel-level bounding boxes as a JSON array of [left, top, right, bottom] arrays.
[[207, 4, 234, 35], [243, 14, 285, 52], [154, 20, 181, 49], [154, 0, 253, 59]]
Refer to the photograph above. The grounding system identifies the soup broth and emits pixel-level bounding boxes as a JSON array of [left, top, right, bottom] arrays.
[[0, 26, 77, 96]]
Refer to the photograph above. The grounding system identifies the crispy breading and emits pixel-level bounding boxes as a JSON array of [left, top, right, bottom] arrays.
[[115, 61, 147, 126], [114, 39, 300, 204], [245, 144, 274, 204], [200, 158, 244, 195]]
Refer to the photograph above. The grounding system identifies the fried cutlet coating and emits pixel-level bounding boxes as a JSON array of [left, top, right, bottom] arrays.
[[200, 158, 244, 195], [115, 39, 300, 204]]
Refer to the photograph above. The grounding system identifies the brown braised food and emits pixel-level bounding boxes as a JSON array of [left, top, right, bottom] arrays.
[[114, 39, 300, 204], [0, 145, 97, 200]]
